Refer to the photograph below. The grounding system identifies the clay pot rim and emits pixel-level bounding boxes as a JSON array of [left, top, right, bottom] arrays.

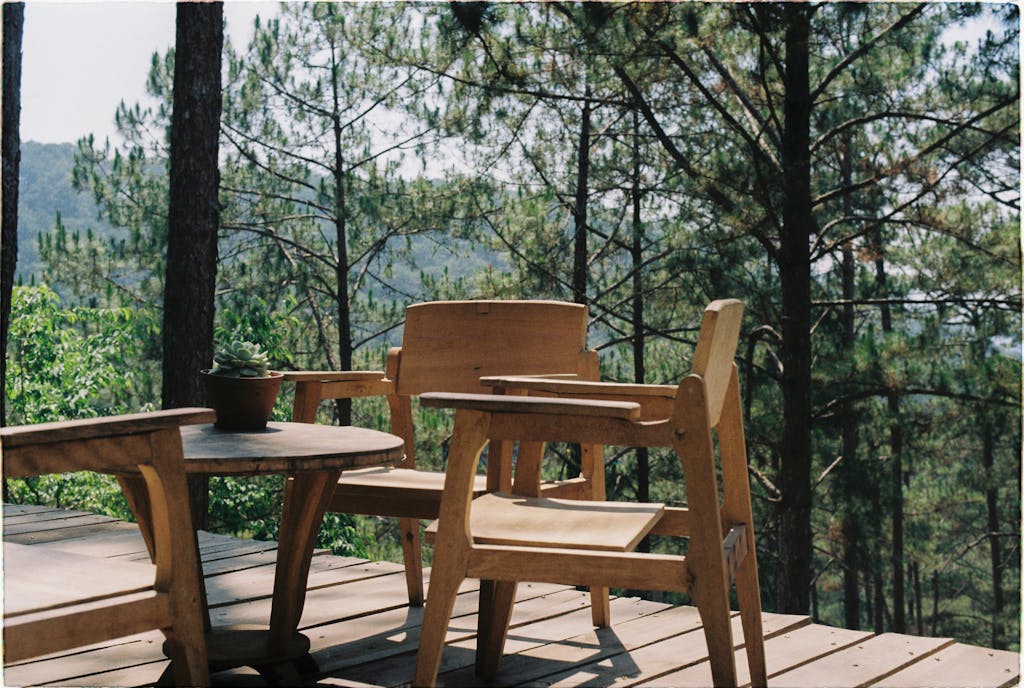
[[199, 369, 284, 379]]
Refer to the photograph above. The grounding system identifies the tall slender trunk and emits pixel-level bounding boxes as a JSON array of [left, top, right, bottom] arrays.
[[981, 412, 1005, 649], [777, 4, 814, 615], [872, 227, 904, 632], [839, 137, 860, 630], [2, 2, 24, 434], [873, 571, 885, 633], [571, 91, 591, 306], [630, 112, 649, 550], [163, 2, 223, 529], [329, 27, 352, 425], [912, 561, 923, 635]]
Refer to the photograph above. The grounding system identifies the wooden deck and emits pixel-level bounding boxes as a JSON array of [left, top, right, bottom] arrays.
[[3, 504, 1019, 688]]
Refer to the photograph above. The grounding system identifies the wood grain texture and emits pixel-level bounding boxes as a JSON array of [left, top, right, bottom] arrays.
[[0, 408, 214, 450], [425, 492, 664, 552], [178, 422, 404, 474], [398, 300, 590, 396]]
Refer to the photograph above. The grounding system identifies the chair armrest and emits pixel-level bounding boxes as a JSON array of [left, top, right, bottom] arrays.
[[282, 370, 388, 383], [420, 392, 641, 420], [481, 377, 677, 421], [480, 376, 676, 398], [284, 370, 395, 401], [0, 408, 215, 449]]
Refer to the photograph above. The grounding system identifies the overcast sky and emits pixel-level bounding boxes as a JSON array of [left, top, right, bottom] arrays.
[[20, 2, 274, 145]]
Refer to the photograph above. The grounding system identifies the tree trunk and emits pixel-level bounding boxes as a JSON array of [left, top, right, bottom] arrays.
[[839, 136, 860, 630], [630, 112, 649, 550], [329, 22, 352, 426], [981, 413, 1005, 649], [872, 227, 905, 633], [163, 2, 224, 529], [777, 4, 814, 615], [1, 2, 24, 432], [912, 560, 923, 635], [873, 571, 885, 633], [571, 92, 591, 306]]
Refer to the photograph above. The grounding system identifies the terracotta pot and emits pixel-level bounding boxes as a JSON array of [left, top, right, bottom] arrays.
[[200, 370, 284, 430]]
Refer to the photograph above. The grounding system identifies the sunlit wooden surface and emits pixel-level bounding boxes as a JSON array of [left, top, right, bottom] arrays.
[[3, 504, 1019, 688]]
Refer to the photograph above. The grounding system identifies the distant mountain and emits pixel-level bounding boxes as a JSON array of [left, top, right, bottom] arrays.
[[15, 141, 115, 282]]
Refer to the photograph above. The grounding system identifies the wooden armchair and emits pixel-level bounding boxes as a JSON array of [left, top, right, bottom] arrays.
[[284, 300, 609, 621], [413, 300, 766, 688], [1, 408, 214, 687]]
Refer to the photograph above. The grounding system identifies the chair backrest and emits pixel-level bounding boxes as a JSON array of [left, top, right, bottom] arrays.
[[395, 300, 594, 396], [690, 299, 744, 427]]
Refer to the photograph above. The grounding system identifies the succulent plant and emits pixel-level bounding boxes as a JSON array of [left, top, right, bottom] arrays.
[[209, 340, 271, 378]]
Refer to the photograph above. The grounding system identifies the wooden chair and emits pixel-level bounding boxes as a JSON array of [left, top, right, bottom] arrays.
[[2, 408, 214, 687], [284, 299, 611, 622], [413, 299, 766, 688]]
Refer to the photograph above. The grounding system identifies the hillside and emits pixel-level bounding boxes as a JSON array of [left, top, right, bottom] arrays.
[[15, 141, 114, 282]]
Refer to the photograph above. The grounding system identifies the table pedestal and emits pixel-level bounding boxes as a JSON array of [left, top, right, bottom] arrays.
[[161, 626, 315, 686]]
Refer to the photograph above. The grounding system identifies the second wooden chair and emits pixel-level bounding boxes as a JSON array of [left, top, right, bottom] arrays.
[[284, 299, 610, 622], [413, 299, 766, 687]]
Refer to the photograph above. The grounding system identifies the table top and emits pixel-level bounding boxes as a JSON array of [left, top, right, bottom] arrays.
[[179, 422, 405, 475]]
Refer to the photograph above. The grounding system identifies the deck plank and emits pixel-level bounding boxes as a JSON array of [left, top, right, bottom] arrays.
[[639, 623, 873, 687], [871, 642, 1021, 688], [312, 583, 583, 679], [768, 632, 955, 687], [2, 504, 1017, 688], [3, 518, 138, 545], [531, 609, 809, 688]]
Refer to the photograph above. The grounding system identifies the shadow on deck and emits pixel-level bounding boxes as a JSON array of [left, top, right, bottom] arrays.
[[3, 504, 1019, 687]]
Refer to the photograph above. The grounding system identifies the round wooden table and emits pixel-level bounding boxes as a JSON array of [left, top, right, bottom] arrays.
[[128, 422, 404, 684]]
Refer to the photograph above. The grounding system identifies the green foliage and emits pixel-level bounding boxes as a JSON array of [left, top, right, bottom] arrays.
[[6, 285, 158, 423], [210, 340, 271, 378], [4, 285, 155, 519]]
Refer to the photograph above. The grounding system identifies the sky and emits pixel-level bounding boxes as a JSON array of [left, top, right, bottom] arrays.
[[20, 2, 275, 146]]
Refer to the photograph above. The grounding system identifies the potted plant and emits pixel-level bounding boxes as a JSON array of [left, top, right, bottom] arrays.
[[201, 340, 284, 430]]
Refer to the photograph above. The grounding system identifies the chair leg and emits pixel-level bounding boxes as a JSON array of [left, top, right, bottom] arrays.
[[736, 552, 766, 688], [400, 517, 425, 606], [590, 586, 611, 627], [164, 630, 211, 687], [413, 557, 466, 687], [475, 579, 518, 681]]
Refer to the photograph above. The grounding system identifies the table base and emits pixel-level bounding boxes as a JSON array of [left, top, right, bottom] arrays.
[[162, 625, 316, 686]]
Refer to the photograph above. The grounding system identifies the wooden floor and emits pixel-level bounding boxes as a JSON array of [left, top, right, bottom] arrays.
[[3, 504, 1019, 688]]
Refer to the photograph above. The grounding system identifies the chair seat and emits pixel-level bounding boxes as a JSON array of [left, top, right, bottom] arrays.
[[331, 467, 488, 520], [426, 492, 665, 551]]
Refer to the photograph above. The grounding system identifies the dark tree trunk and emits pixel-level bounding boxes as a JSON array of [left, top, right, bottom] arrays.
[[777, 4, 814, 615], [839, 137, 860, 630], [873, 571, 885, 633], [872, 227, 905, 633], [1, 2, 24, 432], [981, 413, 1005, 649], [571, 93, 591, 306], [163, 2, 224, 529], [912, 560, 923, 635], [329, 27, 352, 427], [630, 112, 649, 550]]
